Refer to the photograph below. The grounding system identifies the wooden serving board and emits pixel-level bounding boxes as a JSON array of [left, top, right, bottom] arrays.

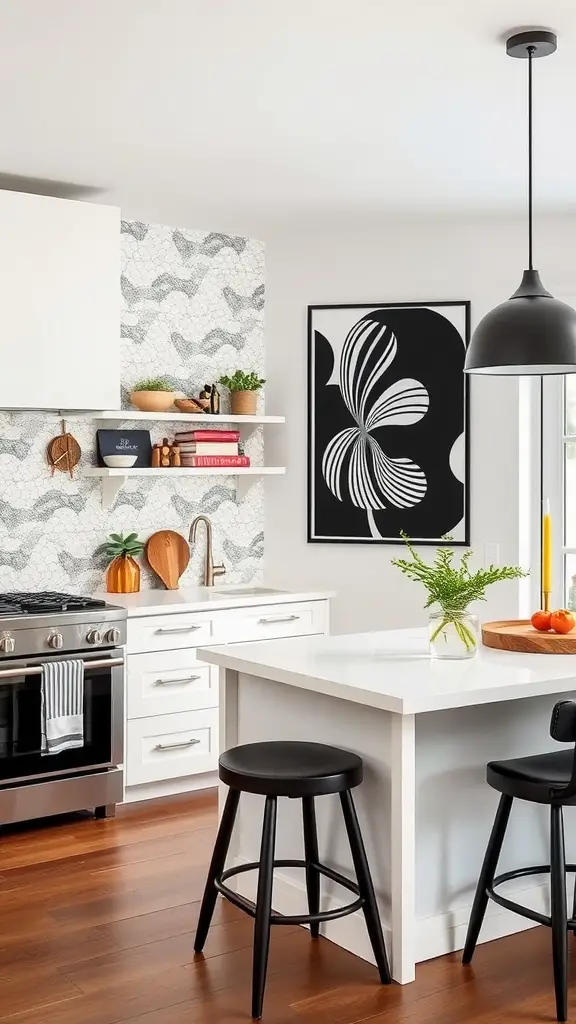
[[482, 619, 576, 655], [146, 530, 190, 590]]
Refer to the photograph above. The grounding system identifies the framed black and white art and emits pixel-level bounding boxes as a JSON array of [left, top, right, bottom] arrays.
[[308, 301, 470, 545]]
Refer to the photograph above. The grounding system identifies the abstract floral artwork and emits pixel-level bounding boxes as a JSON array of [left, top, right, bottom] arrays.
[[308, 302, 470, 545]]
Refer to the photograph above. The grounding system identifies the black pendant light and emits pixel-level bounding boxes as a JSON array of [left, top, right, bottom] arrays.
[[465, 30, 576, 375]]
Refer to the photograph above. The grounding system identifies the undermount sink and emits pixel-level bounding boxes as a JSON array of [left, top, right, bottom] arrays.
[[210, 586, 284, 597]]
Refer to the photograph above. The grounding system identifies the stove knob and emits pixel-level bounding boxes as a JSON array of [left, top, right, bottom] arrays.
[[0, 633, 15, 654], [105, 627, 121, 645], [86, 629, 102, 646], [47, 632, 64, 650]]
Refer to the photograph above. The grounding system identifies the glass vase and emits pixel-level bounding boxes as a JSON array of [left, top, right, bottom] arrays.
[[428, 608, 478, 659], [106, 554, 140, 594]]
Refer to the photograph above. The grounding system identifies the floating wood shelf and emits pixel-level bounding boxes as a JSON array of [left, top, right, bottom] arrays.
[[84, 466, 286, 508]]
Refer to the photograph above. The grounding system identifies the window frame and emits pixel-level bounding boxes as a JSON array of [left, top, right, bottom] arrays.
[[541, 375, 570, 611]]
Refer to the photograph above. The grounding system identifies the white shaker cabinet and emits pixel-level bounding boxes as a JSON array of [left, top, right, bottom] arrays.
[[0, 190, 120, 411], [121, 593, 331, 804]]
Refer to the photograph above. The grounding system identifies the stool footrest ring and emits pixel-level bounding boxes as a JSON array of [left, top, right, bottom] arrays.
[[215, 858, 364, 926], [486, 863, 576, 930]]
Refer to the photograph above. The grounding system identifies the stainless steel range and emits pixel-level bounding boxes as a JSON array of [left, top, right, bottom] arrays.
[[0, 592, 126, 824]]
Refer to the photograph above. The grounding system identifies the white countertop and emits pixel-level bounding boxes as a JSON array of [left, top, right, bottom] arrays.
[[199, 627, 576, 715], [96, 585, 333, 618]]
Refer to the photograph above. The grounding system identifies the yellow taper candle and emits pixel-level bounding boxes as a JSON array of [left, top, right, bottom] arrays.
[[542, 498, 552, 606]]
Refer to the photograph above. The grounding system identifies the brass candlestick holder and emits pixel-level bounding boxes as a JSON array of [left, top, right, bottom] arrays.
[[542, 591, 551, 612]]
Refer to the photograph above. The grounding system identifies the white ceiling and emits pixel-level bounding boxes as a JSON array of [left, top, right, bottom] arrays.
[[2, 0, 576, 235]]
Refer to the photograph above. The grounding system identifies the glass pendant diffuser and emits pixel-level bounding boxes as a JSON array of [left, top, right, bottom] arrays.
[[465, 30, 576, 375]]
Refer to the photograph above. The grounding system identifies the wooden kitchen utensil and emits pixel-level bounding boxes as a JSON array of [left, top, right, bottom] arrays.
[[146, 530, 190, 590], [47, 420, 81, 479], [482, 619, 576, 654]]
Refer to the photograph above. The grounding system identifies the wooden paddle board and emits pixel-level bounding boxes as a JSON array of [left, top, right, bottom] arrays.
[[146, 530, 190, 590], [482, 619, 576, 655]]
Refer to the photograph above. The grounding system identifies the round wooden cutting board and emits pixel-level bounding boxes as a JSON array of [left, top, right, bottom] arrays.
[[482, 619, 576, 654]]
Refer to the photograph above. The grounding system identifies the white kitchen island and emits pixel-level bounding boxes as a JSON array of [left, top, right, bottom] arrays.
[[199, 627, 576, 984]]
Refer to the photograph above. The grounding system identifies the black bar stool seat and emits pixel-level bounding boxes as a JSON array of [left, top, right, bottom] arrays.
[[487, 749, 576, 805], [194, 740, 390, 1019], [219, 740, 364, 796], [464, 701, 576, 1022]]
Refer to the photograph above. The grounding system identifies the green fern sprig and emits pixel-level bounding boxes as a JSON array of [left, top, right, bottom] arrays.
[[392, 531, 528, 613]]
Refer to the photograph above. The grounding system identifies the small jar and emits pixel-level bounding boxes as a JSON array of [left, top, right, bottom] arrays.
[[429, 608, 479, 659], [160, 438, 171, 467]]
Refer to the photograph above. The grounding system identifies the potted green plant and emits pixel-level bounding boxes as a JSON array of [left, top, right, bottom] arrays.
[[392, 534, 527, 659], [130, 377, 175, 413], [218, 370, 265, 416], [102, 532, 145, 594]]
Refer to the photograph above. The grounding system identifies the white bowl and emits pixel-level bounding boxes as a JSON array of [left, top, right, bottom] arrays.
[[103, 455, 138, 469]]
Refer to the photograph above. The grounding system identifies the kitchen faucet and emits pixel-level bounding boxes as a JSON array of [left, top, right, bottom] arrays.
[[189, 515, 226, 587]]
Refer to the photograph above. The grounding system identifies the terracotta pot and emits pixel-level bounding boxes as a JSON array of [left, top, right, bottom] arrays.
[[230, 390, 258, 415], [106, 554, 141, 594], [130, 390, 175, 413]]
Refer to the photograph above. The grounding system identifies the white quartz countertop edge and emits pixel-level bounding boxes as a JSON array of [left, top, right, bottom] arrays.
[[95, 587, 334, 617], [198, 627, 576, 715]]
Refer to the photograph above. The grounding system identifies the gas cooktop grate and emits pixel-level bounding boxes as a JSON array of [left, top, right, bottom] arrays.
[[0, 593, 108, 615]]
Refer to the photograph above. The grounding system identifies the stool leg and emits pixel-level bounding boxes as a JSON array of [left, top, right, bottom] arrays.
[[551, 804, 568, 1023], [340, 790, 391, 984], [462, 794, 512, 965], [252, 795, 277, 1020], [194, 787, 240, 953], [302, 796, 320, 938]]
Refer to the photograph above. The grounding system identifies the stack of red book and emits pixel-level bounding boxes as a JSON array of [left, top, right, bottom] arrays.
[[174, 429, 250, 468]]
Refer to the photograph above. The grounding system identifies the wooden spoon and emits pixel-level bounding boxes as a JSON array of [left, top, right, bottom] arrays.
[[146, 530, 190, 590]]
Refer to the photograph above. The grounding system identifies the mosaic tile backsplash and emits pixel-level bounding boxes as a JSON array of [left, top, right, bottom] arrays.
[[0, 220, 265, 594]]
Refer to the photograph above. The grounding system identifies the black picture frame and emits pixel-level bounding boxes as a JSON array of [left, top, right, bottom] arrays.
[[307, 301, 471, 546], [96, 429, 153, 468]]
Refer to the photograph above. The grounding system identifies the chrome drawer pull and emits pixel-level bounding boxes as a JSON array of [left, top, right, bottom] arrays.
[[154, 738, 201, 751], [154, 625, 202, 635], [257, 615, 300, 625], [153, 675, 201, 687]]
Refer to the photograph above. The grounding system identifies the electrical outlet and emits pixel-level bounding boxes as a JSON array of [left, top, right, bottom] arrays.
[[484, 542, 500, 566]]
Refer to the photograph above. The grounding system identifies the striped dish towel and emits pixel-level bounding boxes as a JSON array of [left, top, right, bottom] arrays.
[[41, 659, 84, 755]]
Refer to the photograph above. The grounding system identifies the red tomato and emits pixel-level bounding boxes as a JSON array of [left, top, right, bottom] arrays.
[[550, 610, 576, 635], [531, 610, 551, 632]]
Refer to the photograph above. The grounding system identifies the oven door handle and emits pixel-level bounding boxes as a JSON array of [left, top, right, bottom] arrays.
[[0, 657, 124, 680]]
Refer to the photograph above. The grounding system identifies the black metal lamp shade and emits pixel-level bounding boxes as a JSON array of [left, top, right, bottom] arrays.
[[465, 270, 576, 375]]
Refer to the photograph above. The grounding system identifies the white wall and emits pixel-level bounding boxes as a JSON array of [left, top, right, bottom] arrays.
[[264, 214, 576, 633]]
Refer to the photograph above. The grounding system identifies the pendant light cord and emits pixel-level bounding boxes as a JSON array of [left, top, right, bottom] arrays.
[[528, 44, 535, 270]]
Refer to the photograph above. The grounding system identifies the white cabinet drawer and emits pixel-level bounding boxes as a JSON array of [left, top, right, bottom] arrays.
[[127, 650, 218, 720], [127, 613, 214, 654], [222, 601, 328, 643], [126, 709, 218, 786]]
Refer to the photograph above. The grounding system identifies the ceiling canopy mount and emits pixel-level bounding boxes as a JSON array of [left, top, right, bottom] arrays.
[[505, 29, 557, 59]]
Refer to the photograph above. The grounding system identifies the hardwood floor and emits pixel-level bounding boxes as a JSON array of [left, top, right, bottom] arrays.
[[0, 790, 569, 1023]]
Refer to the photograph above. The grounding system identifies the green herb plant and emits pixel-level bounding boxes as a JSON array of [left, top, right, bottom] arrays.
[[218, 370, 266, 392], [103, 532, 145, 564], [392, 533, 528, 653], [131, 377, 173, 392]]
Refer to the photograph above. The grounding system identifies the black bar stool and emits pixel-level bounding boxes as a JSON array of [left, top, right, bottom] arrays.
[[463, 700, 576, 1022], [194, 740, 391, 1019]]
